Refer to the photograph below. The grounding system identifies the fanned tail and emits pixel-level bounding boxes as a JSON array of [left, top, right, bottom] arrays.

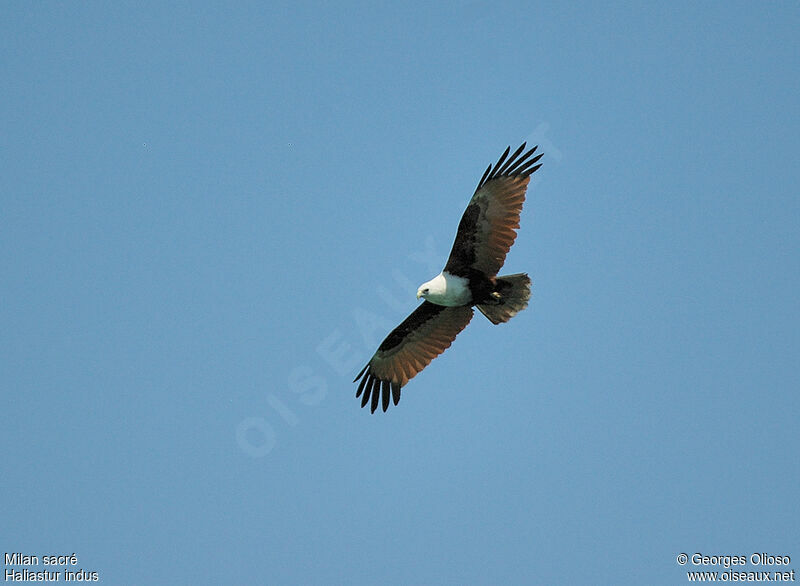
[[476, 273, 532, 325]]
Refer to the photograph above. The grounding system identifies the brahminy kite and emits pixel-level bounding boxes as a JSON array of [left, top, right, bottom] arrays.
[[354, 143, 542, 412]]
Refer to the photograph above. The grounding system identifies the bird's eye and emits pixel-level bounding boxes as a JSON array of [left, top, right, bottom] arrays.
[[423, 288, 429, 294]]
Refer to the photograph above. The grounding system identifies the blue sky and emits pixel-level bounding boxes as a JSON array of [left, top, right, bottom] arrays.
[[2, 2, 798, 584]]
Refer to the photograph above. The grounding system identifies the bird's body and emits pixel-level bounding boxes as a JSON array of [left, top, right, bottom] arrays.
[[354, 144, 542, 412]]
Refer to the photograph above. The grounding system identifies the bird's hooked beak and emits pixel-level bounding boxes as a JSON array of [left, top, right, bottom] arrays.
[[416, 291, 422, 299]]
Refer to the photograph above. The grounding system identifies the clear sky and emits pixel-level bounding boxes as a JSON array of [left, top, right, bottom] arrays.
[[2, 2, 798, 584]]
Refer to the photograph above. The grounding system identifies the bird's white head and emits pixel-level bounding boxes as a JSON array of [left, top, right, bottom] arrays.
[[416, 273, 447, 300]]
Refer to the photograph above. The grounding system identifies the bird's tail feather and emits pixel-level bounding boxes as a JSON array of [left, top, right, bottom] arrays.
[[476, 273, 531, 325]]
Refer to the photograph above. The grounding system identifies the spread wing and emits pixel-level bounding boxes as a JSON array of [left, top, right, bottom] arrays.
[[353, 302, 474, 413], [444, 143, 542, 278]]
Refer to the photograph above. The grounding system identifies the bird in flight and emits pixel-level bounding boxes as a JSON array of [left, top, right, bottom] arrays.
[[354, 143, 543, 412]]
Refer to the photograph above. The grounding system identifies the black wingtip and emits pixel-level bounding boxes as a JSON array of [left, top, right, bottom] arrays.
[[496, 143, 526, 176], [356, 371, 370, 399], [490, 146, 511, 177], [381, 380, 390, 412], [353, 363, 369, 383], [356, 369, 403, 413], [477, 163, 492, 189], [360, 377, 372, 408], [369, 378, 381, 413], [476, 143, 543, 190], [514, 152, 544, 177]]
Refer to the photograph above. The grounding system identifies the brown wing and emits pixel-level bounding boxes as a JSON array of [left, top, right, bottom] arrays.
[[444, 144, 542, 278], [353, 302, 474, 413]]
